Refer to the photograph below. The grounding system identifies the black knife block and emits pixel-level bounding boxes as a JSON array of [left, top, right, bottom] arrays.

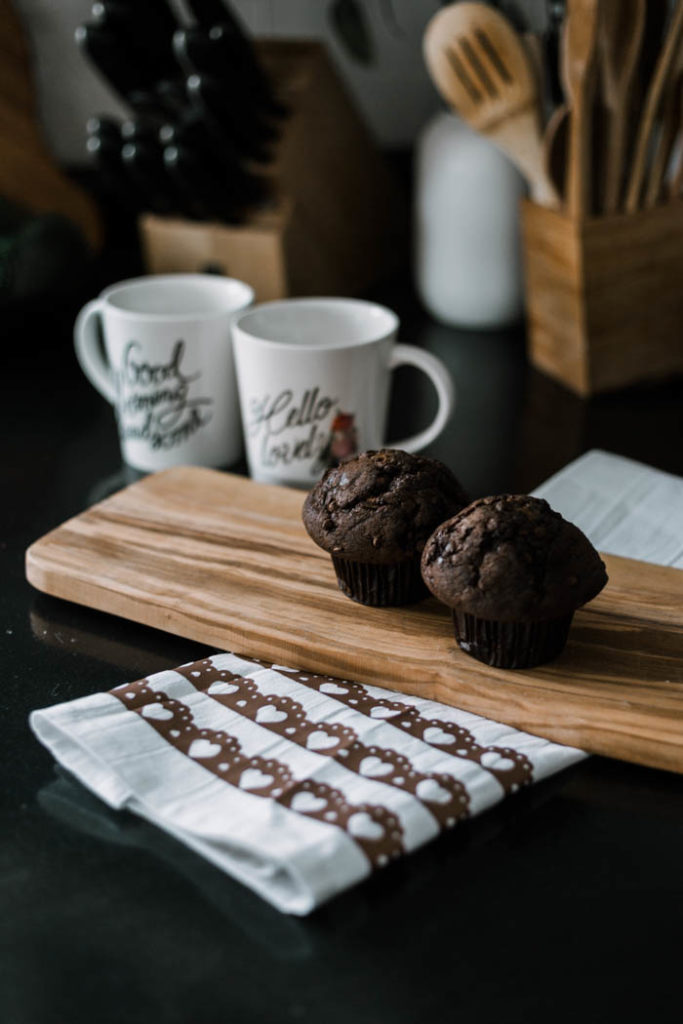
[[140, 41, 407, 300]]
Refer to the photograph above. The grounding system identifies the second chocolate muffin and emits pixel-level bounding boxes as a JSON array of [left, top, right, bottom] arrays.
[[303, 449, 468, 606], [421, 494, 608, 668]]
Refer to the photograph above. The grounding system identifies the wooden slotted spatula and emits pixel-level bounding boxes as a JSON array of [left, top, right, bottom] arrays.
[[562, 0, 601, 220], [423, 2, 559, 207], [598, 0, 646, 214]]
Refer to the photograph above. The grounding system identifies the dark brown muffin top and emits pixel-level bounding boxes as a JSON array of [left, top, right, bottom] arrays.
[[421, 494, 607, 621], [302, 449, 469, 564]]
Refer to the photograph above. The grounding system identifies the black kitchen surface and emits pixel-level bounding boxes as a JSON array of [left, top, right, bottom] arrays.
[[3, 269, 683, 1024]]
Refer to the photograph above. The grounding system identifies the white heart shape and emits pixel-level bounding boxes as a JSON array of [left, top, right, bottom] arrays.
[[170, 729, 180, 738], [423, 726, 455, 746], [271, 664, 295, 672], [141, 703, 173, 721], [359, 755, 394, 778], [191, 671, 201, 677], [480, 751, 516, 772], [306, 730, 338, 751], [188, 738, 221, 759], [320, 682, 348, 696], [416, 778, 452, 805], [370, 706, 400, 719], [291, 791, 327, 813], [347, 811, 384, 841], [256, 705, 287, 725], [208, 681, 239, 695], [239, 768, 274, 791]]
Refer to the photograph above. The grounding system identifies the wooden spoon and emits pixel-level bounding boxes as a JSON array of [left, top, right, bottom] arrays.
[[598, 0, 646, 214], [544, 103, 570, 203], [562, 0, 601, 220], [625, 0, 683, 213], [667, 81, 683, 200], [423, 2, 559, 207], [643, 52, 683, 208]]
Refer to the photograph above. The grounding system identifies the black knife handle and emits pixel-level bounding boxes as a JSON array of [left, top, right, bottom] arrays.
[[87, 131, 142, 212], [86, 115, 121, 142], [208, 23, 286, 118], [187, 73, 274, 163], [160, 115, 270, 206], [75, 23, 149, 102], [122, 139, 187, 217], [184, 0, 236, 32], [163, 143, 246, 223], [91, 0, 178, 79]]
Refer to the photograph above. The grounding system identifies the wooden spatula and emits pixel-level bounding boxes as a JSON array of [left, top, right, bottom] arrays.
[[598, 0, 646, 214], [562, 0, 601, 220], [625, 0, 683, 213], [423, 2, 559, 207], [643, 51, 683, 208]]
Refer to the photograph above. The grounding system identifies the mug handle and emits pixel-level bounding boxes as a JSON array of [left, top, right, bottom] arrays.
[[389, 343, 455, 453], [73, 299, 117, 404]]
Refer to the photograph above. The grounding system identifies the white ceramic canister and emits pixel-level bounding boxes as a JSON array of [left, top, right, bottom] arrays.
[[414, 111, 527, 329]]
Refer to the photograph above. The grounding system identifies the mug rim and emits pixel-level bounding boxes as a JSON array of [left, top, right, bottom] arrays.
[[99, 273, 254, 322], [233, 297, 400, 350]]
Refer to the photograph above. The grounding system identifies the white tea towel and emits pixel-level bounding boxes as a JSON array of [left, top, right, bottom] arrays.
[[30, 653, 585, 915], [532, 449, 683, 567]]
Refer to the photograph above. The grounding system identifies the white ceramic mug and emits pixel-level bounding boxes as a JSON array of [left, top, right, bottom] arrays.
[[232, 297, 455, 487], [74, 274, 254, 473]]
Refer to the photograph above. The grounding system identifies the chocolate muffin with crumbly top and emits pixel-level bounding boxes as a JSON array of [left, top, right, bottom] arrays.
[[421, 494, 607, 668], [303, 449, 468, 606]]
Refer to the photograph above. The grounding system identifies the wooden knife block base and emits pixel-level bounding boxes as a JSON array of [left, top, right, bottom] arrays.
[[521, 199, 683, 396], [140, 41, 406, 301]]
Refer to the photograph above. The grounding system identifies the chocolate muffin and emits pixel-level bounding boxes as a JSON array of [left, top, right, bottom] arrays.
[[421, 494, 608, 669], [303, 449, 468, 606]]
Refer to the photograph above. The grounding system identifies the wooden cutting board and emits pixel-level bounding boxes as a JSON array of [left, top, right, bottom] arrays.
[[26, 467, 683, 774]]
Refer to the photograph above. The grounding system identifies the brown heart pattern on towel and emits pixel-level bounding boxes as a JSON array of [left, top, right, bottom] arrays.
[[112, 676, 403, 868]]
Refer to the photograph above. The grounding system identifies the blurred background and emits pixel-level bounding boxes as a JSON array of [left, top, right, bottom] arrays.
[[15, 0, 546, 161]]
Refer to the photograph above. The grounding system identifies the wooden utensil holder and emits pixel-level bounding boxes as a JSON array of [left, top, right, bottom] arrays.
[[521, 198, 683, 396], [140, 40, 406, 301]]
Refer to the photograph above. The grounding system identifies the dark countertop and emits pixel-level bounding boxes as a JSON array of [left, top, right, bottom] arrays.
[[3, 269, 683, 1024]]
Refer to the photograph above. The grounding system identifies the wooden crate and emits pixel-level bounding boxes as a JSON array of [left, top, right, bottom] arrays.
[[521, 198, 683, 396], [140, 41, 406, 302]]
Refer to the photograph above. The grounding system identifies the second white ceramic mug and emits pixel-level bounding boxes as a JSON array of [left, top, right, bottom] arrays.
[[232, 297, 455, 487], [74, 274, 254, 473]]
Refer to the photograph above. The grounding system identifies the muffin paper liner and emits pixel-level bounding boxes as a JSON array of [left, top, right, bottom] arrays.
[[331, 556, 428, 606], [452, 611, 575, 669]]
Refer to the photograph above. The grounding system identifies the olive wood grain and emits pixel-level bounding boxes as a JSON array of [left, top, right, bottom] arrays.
[[25, 468, 683, 773]]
